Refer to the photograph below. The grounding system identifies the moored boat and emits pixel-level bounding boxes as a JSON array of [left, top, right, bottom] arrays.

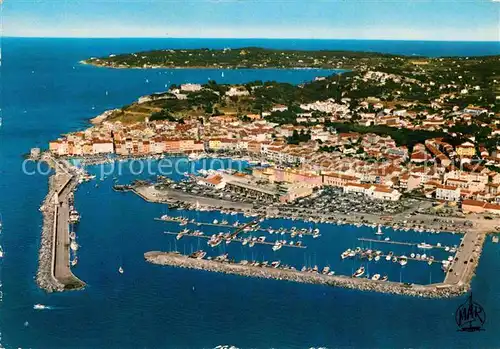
[[352, 266, 365, 278]]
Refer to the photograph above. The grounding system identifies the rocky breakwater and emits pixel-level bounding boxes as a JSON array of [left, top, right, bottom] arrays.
[[145, 252, 468, 298], [36, 173, 65, 292]]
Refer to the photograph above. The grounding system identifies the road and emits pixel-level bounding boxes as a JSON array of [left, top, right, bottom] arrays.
[[444, 230, 485, 286]]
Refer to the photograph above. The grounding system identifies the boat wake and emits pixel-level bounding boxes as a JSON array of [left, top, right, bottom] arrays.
[[33, 304, 53, 310]]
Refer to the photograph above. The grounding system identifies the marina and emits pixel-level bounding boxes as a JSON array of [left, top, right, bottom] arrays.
[[35, 155, 485, 296]]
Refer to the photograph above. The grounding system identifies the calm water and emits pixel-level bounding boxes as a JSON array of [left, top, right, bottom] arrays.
[[1, 38, 500, 349]]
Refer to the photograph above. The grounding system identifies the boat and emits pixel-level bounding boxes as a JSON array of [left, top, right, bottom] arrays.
[[69, 231, 76, 240], [375, 225, 384, 235], [242, 238, 249, 246], [322, 266, 330, 274], [312, 228, 320, 238], [381, 275, 389, 281], [374, 255, 380, 261], [272, 242, 283, 251], [271, 261, 280, 268], [371, 274, 381, 281], [417, 242, 433, 249], [341, 249, 351, 259], [118, 266, 124, 274], [189, 250, 207, 259], [399, 256, 408, 266], [207, 236, 222, 247], [69, 210, 80, 224], [33, 304, 49, 310], [352, 266, 365, 278], [71, 257, 78, 267], [70, 241, 79, 251], [213, 219, 218, 224], [188, 152, 204, 161]]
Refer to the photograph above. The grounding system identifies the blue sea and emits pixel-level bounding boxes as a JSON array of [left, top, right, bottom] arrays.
[[1, 38, 500, 349]]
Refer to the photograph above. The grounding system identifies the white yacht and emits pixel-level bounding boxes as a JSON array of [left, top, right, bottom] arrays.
[[70, 241, 79, 251], [272, 242, 283, 251], [118, 266, 124, 274], [399, 256, 408, 266], [352, 266, 365, 278], [417, 242, 433, 249], [371, 274, 381, 281]]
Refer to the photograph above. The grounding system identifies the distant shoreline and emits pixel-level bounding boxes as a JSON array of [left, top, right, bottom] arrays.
[[79, 60, 351, 71]]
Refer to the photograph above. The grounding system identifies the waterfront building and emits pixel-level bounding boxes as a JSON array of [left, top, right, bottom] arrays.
[[435, 184, 461, 202]]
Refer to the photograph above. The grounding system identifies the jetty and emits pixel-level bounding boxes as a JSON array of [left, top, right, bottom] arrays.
[[155, 216, 319, 237], [357, 237, 454, 250], [163, 230, 306, 249], [37, 155, 85, 292], [144, 251, 469, 298]]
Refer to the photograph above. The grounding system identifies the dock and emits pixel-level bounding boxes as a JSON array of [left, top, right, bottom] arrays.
[[357, 237, 454, 250], [155, 216, 320, 237], [163, 230, 307, 249]]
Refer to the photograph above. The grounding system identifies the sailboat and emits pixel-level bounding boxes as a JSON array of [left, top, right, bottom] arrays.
[[375, 225, 384, 236], [118, 266, 124, 274]]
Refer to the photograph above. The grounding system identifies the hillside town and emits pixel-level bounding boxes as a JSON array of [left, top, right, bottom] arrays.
[[48, 49, 500, 215], [47, 91, 500, 214]]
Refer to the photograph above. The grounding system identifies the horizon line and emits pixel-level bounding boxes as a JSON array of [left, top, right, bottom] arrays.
[[3, 36, 500, 43]]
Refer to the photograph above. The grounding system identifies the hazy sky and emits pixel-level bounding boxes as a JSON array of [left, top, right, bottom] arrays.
[[3, 0, 499, 41]]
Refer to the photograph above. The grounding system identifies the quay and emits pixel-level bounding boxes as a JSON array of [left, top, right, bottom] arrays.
[[163, 231, 307, 249], [144, 251, 469, 298], [37, 154, 85, 292]]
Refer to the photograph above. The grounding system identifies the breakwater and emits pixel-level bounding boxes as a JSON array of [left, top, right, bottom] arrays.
[[144, 251, 469, 298], [36, 173, 66, 292], [36, 155, 86, 292]]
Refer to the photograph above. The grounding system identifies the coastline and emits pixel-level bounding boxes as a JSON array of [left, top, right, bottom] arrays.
[[79, 60, 349, 71]]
